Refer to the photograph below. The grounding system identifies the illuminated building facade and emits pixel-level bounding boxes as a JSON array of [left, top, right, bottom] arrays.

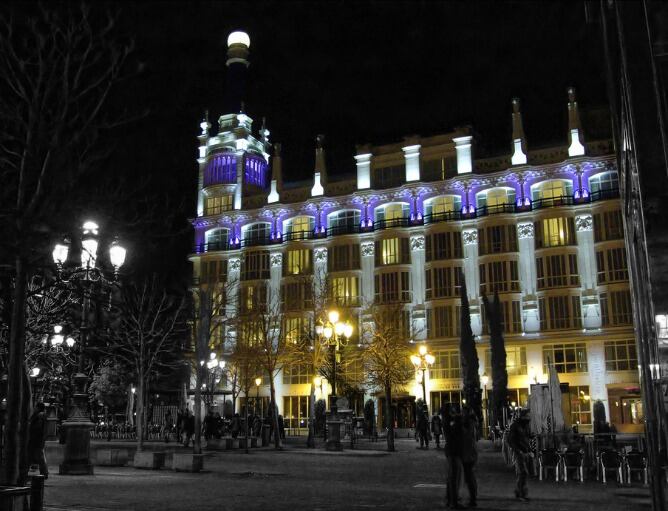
[[190, 33, 639, 434]]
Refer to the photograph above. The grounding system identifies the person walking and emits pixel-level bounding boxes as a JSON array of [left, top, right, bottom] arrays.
[[431, 412, 443, 449], [508, 408, 533, 502], [460, 406, 479, 508], [28, 402, 49, 478], [416, 404, 430, 449], [443, 403, 464, 509]]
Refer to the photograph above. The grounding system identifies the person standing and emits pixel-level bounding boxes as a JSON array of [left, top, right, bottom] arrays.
[[28, 402, 49, 479], [431, 412, 443, 449], [183, 409, 194, 447], [508, 408, 533, 502], [417, 404, 430, 449], [443, 403, 464, 509], [460, 406, 479, 508], [164, 410, 174, 443]]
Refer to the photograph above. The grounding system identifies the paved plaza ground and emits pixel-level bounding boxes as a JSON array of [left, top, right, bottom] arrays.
[[41, 438, 651, 511]]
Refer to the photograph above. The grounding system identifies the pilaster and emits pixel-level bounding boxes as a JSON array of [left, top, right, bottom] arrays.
[[410, 234, 426, 340], [360, 241, 375, 305], [269, 251, 283, 312], [462, 228, 482, 336], [517, 222, 540, 333], [575, 213, 602, 329], [402, 144, 421, 182]]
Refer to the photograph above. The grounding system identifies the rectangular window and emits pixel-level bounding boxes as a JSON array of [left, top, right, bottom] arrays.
[[422, 157, 457, 182], [594, 209, 624, 242], [239, 283, 267, 313], [374, 271, 411, 304], [425, 231, 463, 261], [204, 194, 233, 215], [283, 248, 312, 276], [426, 306, 458, 338], [542, 343, 588, 373], [605, 339, 638, 371], [479, 260, 520, 294], [430, 349, 461, 379], [372, 164, 405, 189], [485, 346, 527, 376], [282, 363, 312, 385], [569, 385, 592, 426], [534, 217, 577, 248], [282, 395, 310, 430], [200, 259, 227, 284], [611, 290, 633, 325], [330, 276, 360, 307], [328, 244, 361, 272], [425, 266, 463, 299], [241, 251, 270, 281], [596, 247, 628, 284], [480, 299, 522, 334], [281, 281, 313, 312], [538, 295, 581, 330], [477, 225, 518, 255], [536, 254, 579, 289], [283, 317, 310, 346], [375, 238, 410, 266]]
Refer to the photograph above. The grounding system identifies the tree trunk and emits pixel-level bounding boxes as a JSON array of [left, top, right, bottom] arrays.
[[193, 365, 202, 454], [385, 383, 394, 452], [2, 256, 27, 485], [244, 389, 249, 454], [136, 380, 145, 451], [269, 379, 281, 449], [307, 383, 316, 448]]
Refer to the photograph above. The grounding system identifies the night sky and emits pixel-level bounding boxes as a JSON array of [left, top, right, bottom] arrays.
[[12, 1, 610, 279]]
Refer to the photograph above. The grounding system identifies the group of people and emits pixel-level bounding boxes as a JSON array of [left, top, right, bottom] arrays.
[[441, 404, 479, 509]]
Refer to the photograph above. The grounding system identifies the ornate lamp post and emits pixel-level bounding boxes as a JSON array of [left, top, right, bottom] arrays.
[[53, 220, 126, 475], [410, 344, 435, 408], [315, 309, 353, 451], [254, 377, 262, 416]]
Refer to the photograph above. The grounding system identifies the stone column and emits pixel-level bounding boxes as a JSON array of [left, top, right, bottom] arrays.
[[462, 228, 482, 336], [360, 241, 375, 304], [403, 144, 421, 182], [355, 152, 372, 190], [575, 213, 602, 329], [517, 222, 540, 333], [410, 234, 427, 341], [269, 251, 283, 311], [313, 247, 328, 301]]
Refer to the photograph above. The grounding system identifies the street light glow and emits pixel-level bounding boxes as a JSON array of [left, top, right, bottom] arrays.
[[109, 240, 127, 269], [52, 243, 69, 265], [328, 310, 339, 324]]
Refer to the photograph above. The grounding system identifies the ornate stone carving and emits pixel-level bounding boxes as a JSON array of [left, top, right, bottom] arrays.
[[361, 241, 375, 257], [270, 253, 283, 268], [228, 258, 241, 271], [462, 229, 478, 245], [314, 247, 328, 263], [575, 214, 593, 232], [517, 222, 534, 239], [410, 235, 425, 251]]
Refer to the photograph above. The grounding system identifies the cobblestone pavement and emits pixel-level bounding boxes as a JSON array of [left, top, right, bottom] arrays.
[[42, 439, 650, 511]]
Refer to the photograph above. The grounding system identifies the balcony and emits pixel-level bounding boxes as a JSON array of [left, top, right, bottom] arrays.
[[283, 230, 315, 242], [374, 290, 412, 304], [374, 217, 412, 230], [590, 188, 620, 201], [327, 223, 362, 237], [423, 210, 464, 225], [241, 236, 273, 248], [476, 203, 517, 217], [329, 295, 362, 308], [531, 195, 575, 210], [194, 240, 232, 253]]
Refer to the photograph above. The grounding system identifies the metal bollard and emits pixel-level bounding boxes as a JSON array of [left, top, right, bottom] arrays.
[[30, 475, 45, 511]]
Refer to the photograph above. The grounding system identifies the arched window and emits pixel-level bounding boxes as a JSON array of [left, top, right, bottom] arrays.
[[424, 195, 462, 220], [531, 179, 573, 202], [242, 223, 271, 246], [589, 171, 619, 195], [205, 228, 230, 251], [328, 210, 360, 235], [476, 187, 516, 211], [374, 203, 409, 227], [284, 216, 315, 241]]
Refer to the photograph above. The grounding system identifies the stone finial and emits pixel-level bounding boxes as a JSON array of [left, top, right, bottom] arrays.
[[511, 98, 527, 165], [312, 134, 327, 197], [260, 116, 270, 144], [267, 142, 282, 204], [200, 109, 211, 136], [567, 87, 585, 157]]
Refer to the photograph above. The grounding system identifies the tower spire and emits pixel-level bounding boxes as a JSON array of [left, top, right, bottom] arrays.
[[267, 143, 282, 204], [225, 30, 250, 114], [510, 98, 527, 165], [311, 134, 327, 197], [567, 87, 585, 157]]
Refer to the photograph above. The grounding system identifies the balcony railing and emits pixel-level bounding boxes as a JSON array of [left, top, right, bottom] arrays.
[[476, 203, 517, 217], [589, 188, 620, 201], [374, 290, 412, 304], [195, 241, 232, 253], [531, 195, 575, 210], [329, 295, 362, 308], [283, 230, 315, 242], [424, 210, 464, 225], [241, 236, 273, 248], [373, 217, 412, 230], [327, 223, 362, 237]]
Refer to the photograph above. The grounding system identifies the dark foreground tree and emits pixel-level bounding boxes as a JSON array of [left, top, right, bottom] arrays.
[[483, 292, 508, 429], [459, 278, 481, 427], [0, 5, 133, 485]]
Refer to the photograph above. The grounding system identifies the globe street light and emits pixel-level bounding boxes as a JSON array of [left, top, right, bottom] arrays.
[[255, 377, 262, 416], [53, 220, 126, 475], [481, 372, 489, 437], [410, 344, 436, 407]]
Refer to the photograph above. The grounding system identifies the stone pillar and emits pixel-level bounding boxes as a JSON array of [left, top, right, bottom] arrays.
[[360, 241, 375, 304], [453, 135, 473, 174], [517, 222, 540, 333], [586, 341, 609, 420], [575, 213, 602, 329], [269, 251, 283, 311], [234, 150, 244, 210], [313, 247, 328, 300], [402, 144, 421, 182], [226, 257, 241, 318], [355, 152, 372, 190], [462, 228, 482, 336], [410, 234, 427, 341]]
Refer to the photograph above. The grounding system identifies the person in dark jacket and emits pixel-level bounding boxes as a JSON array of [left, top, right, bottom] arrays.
[[443, 403, 463, 509], [183, 409, 194, 447], [231, 413, 240, 439], [28, 402, 49, 478], [416, 404, 430, 449], [508, 408, 532, 501], [460, 406, 479, 507], [431, 413, 443, 449]]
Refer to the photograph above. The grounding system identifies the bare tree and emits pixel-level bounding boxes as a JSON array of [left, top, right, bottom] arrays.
[[361, 303, 414, 452], [229, 331, 262, 453], [102, 276, 186, 451], [0, 5, 134, 485]]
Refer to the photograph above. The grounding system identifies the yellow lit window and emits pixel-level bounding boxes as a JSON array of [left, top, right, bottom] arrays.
[[205, 194, 233, 215], [486, 188, 513, 207], [286, 216, 314, 234], [543, 218, 568, 247], [285, 249, 311, 275], [532, 180, 573, 201], [429, 196, 459, 215], [331, 276, 359, 306], [381, 238, 399, 265]]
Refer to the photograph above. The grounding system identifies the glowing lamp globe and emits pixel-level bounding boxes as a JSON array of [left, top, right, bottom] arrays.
[[52, 243, 69, 265], [109, 240, 127, 269], [410, 355, 421, 368], [418, 345, 428, 356], [425, 353, 436, 366], [66, 337, 76, 348], [328, 310, 340, 324], [334, 322, 345, 337], [255, 377, 262, 387], [343, 323, 353, 339], [227, 31, 250, 48]]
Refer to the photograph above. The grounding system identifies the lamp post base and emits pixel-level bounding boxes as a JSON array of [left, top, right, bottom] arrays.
[[58, 420, 94, 475], [325, 418, 343, 451]]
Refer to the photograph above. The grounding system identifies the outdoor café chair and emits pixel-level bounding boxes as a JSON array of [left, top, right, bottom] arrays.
[[538, 449, 561, 482], [598, 450, 624, 484], [561, 449, 585, 482], [624, 450, 648, 486]]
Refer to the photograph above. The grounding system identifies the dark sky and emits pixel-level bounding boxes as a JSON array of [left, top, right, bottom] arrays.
[[17, 1, 610, 277]]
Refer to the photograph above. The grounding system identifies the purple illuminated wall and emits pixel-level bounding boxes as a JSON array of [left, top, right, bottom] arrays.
[[203, 154, 237, 187], [244, 154, 269, 188]]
